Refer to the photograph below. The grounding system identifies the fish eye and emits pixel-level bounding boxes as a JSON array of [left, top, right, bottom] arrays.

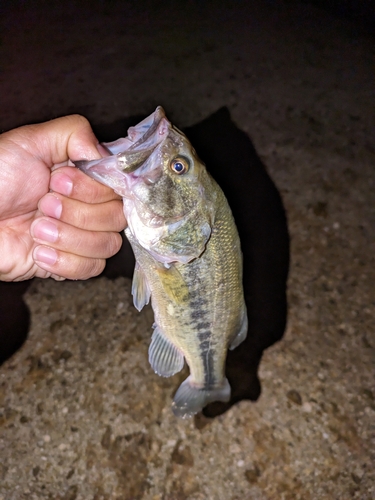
[[170, 156, 190, 175]]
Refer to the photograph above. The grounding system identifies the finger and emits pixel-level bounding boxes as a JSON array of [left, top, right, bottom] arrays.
[[23, 114, 104, 165], [50, 166, 122, 203], [33, 245, 106, 280], [30, 217, 122, 259], [38, 193, 126, 232]]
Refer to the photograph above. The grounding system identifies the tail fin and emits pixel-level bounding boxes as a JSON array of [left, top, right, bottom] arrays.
[[171, 376, 231, 419]]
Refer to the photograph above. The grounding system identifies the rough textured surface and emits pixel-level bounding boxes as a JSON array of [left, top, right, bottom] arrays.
[[0, 1, 374, 499]]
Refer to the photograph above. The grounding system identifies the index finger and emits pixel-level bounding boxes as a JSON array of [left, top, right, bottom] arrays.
[[50, 166, 122, 204]]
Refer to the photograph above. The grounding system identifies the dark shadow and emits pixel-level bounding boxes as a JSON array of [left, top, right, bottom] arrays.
[[0, 281, 30, 365], [0, 108, 289, 420], [186, 109, 290, 416]]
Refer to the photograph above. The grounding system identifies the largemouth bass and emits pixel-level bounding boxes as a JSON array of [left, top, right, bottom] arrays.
[[75, 107, 248, 418]]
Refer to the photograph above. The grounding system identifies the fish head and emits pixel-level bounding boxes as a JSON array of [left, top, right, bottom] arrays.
[[129, 119, 213, 228], [75, 107, 216, 262]]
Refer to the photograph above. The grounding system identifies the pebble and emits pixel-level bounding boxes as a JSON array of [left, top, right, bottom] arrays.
[[287, 390, 302, 406], [245, 466, 261, 484], [302, 402, 312, 412]]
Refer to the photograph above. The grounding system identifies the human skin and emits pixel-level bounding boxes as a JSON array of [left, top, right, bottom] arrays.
[[0, 115, 127, 282]]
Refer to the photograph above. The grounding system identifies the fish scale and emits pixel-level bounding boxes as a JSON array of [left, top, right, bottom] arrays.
[[75, 106, 247, 418]]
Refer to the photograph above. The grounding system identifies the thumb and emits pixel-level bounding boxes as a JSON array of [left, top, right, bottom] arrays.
[[19, 114, 103, 166]]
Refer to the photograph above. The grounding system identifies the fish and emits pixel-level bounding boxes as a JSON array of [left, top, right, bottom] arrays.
[[74, 106, 248, 418]]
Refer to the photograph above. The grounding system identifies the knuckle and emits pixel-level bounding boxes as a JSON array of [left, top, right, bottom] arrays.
[[75, 207, 89, 229], [66, 230, 86, 253], [90, 259, 106, 278], [78, 258, 105, 280], [114, 202, 127, 231], [107, 232, 122, 257], [68, 114, 90, 129]]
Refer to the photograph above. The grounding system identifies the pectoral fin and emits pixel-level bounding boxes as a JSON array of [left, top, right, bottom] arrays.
[[149, 326, 184, 377], [131, 262, 151, 312]]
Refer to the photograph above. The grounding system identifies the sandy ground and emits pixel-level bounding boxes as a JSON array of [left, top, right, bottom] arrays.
[[0, 1, 374, 499]]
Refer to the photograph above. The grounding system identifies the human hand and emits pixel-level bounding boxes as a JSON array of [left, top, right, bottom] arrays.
[[0, 115, 126, 282]]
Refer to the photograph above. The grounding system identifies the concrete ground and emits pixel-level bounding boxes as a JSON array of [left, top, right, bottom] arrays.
[[0, 1, 374, 499]]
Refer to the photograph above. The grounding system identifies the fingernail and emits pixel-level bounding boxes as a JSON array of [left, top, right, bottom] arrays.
[[31, 219, 58, 243], [33, 246, 58, 266], [97, 143, 110, 157], [39, 194, 62, 219], [50, 173, 73, 196]]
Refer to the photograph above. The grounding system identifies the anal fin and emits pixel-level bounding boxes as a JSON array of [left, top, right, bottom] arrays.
[[148, 327, 184, 377]]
